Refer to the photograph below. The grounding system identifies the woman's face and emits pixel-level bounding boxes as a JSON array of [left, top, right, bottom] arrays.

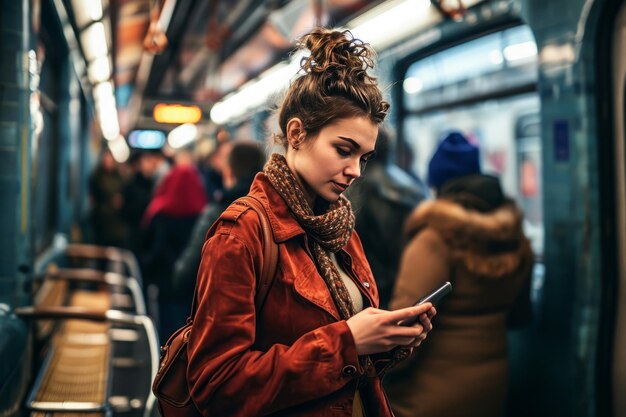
[[285, 116, 378, 205]]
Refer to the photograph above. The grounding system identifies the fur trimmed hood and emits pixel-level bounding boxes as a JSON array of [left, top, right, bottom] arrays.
[[405, 199, 532, 279]]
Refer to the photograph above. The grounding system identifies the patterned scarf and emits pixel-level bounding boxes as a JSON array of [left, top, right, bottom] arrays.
[[265, 153, 356, 320]]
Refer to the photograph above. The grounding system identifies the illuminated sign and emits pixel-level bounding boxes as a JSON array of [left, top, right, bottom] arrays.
[[153, 103, 202, 124], [128, 130, 166, 149]]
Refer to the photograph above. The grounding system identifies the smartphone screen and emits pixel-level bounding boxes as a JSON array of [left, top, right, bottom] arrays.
[[398, 281, 452, 326]]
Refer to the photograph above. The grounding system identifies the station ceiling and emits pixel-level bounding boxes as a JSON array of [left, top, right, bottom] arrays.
[[103, 0, 383, 132]]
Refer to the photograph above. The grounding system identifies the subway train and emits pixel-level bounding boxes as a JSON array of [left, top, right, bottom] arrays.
[[0, 0, 624, 416]]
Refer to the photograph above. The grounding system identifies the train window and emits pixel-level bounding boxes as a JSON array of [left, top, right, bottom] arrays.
[[401, 25, 542, 257]]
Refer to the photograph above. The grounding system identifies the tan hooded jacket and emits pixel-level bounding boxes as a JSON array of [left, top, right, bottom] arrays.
[[385, 197, 533, 417]]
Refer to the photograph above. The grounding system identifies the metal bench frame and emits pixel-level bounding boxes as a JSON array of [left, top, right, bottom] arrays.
[[16, 307, 158, 417]]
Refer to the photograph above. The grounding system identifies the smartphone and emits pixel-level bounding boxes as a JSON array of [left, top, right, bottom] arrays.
[[398, 281, 452, 326]]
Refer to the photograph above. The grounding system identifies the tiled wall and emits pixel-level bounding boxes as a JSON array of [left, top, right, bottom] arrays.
[[0, 1, 31, 306], [0, 3, 31, 415]]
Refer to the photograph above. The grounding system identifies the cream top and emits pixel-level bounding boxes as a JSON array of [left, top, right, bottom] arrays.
[[330, 252, 364, 313]]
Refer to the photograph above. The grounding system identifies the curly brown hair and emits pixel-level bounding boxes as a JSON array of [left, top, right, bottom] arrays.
[[275, 28, 389, 147]]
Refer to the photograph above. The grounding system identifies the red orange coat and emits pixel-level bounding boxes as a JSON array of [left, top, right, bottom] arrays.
[[187, 173, 396, 417]]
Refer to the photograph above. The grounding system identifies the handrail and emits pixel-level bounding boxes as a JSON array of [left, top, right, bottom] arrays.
[[14, 307, 153, 326], [15, 306, 108, 322], [46, 268, 146, 314], [65, 244, 144, 286]]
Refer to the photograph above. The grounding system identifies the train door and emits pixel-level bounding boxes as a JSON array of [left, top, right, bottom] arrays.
[[611, 3, 626, 416]]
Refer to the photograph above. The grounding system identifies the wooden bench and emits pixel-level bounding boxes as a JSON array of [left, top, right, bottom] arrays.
[[16, 252, 158, 417]]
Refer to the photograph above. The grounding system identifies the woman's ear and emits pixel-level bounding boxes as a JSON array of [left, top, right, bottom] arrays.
[[286, 118, 305, 150]]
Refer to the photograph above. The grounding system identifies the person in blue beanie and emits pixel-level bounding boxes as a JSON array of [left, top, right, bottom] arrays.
[[427, 131, 481, 190], [385, 131, 534, 417]]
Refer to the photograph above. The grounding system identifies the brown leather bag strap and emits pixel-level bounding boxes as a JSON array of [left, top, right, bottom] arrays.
[[239, 196, 279, 311], [189, 195, 279, 318]]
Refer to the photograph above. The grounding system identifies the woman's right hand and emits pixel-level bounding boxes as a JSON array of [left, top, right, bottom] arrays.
[[346, 304, 435, 356]]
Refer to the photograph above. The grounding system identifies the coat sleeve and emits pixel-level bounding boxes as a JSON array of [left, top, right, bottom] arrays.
[[386, 228, 450, 373], [389, 228, 450, 311], [187, 220, 361, 417]]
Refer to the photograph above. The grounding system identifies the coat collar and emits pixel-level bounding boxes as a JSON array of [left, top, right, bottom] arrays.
[[405, 198, 525, 244], [405, 198, 532, 279], [248, 172, 307, 243]]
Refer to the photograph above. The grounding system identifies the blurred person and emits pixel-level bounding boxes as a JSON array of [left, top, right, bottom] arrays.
[[199, 139, 232, 203], [121, 151, 157, 255], [385, 131, 533, 417], [172, 140, 266, 296], [186, 28, 436, 417], [141, 147, 207, 339], [347, 127, 428, 309], [149, 148, 170, 189], [88, 149, 127, 247]]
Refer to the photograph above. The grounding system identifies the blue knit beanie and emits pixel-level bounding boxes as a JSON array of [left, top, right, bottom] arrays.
[[428, 131, 481, 188]]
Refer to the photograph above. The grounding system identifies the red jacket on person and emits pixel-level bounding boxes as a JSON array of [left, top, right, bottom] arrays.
[[187, 173, 396, 417]]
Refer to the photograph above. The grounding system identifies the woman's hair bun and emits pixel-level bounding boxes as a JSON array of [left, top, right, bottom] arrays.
[[298, 28, 377, 90], [275, 27, 388, 146]]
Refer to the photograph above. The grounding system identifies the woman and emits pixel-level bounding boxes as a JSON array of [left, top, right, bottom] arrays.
[[385, 131, 534, 417], [187, 29, 436, 417]]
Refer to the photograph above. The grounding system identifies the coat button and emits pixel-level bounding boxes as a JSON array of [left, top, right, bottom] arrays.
[[363, 281, 370, 289], [342, 365, 357, 376]]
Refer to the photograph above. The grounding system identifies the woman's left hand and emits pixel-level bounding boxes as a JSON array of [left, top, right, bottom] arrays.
[[409, 306, 436, 347]]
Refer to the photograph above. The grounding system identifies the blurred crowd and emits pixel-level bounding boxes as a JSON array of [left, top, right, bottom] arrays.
[[88, 136, 266, 338]]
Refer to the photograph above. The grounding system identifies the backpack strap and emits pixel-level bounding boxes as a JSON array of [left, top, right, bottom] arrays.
[[189, 196, 279, 318], [237, 196, 279, 311]]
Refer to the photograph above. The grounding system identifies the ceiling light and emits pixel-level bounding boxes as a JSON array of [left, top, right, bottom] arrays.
[[503, 41, 538, 62], [349, 0, 432, 50], [128, 130, 166, 149], [72, 0, 103, 27], [108, 135, 130, 163], [403, 77, 423, 94], [93, 80, 114, 100], [80, 22, 108, 61], [87, 56, 111, 83], [99, 110, 120, 141], [153, 103, 202, 124], [210, 51, 305, 125], [167, 123, 198, 149]]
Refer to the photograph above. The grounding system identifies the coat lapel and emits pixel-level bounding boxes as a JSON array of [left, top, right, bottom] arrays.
[[292, 257, 342, 321]]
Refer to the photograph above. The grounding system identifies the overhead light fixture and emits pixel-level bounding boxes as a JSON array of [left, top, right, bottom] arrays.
[[94, 86, 120, 141], [403, 76, 423, 94], [128, 130, 166, 149], [153, 103, 202, 124], [349, 0, 432, 50], [503, 41, 538, 62], [72, 0, 103, 28], [99, 109, 120, 141], [208, 0, 484, 125], [108, 135, 130, 163], [210, 51, 305, 125], [167, 123, 198, 149], [87, 55, 111, 83], [93, 80, 114, 101], [80, 22, 108, 61]]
